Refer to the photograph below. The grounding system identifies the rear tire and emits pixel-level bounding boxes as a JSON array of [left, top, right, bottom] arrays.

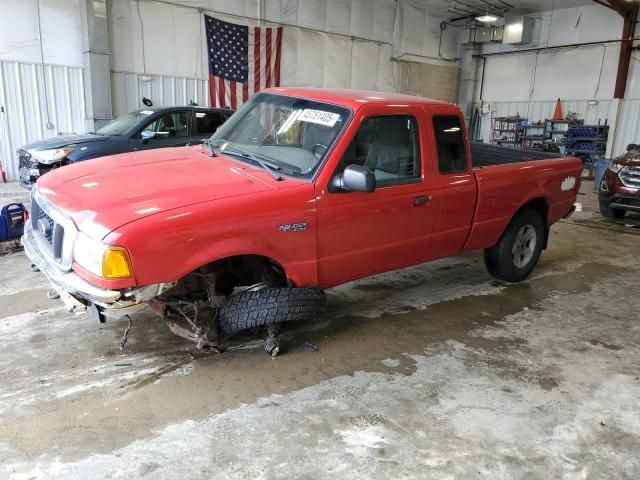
[[219, 287, 325, 335], [599, 202, 626, 219], [484, 209, 545, 283]]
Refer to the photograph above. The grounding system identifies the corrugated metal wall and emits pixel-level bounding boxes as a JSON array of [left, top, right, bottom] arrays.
[[111, 71, 210, 118], [612, 99, 640, 155], [0, 61, 87, 181]]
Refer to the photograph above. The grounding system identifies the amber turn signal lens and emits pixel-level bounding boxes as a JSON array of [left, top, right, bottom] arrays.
[[102, 247, 133, 279]]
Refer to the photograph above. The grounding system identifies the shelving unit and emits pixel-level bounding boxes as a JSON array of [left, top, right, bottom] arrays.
[[491, 116, 525, 148], [521, 122, 545, 150], [565, 122, 609, 156], [490, 116, 609, 174], [543, 119, 583, 155], [565, 121, 609, 175]]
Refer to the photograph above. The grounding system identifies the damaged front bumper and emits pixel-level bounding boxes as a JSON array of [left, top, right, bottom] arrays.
[[23, 223, 171, 320]]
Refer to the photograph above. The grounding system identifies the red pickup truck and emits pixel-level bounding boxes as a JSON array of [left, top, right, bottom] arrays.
[[24, 88, 581, 354]]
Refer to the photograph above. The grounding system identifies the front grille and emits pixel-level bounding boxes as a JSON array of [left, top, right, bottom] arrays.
[[31, 196, 65, 261], [620, 166, 640, 189], [37, 208, 55, 244], [18, 149, 36, 168]]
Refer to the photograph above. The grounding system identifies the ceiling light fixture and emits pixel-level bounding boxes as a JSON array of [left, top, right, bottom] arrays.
[[476, 7, 498, 23]]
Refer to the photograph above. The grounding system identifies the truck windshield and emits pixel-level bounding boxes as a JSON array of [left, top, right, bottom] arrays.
[[211, 93, 351, 178], [96, 110, 154, 135]]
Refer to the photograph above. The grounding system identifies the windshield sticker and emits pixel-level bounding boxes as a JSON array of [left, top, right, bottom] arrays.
[[299, 109, 340, 127]]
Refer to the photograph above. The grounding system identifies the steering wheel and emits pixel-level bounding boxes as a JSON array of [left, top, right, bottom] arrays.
[[312, 143, 328, 158]]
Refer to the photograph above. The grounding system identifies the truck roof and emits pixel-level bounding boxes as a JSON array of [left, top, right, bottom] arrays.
[[262, 87, 455, 110], [132, 106, 233, 114]]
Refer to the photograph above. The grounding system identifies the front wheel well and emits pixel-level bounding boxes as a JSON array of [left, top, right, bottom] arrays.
[[196, 255, 290, 295]]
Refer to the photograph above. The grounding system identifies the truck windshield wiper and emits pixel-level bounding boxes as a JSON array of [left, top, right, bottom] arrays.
[[217, 144, 282, 181], [202, 138, 217, 157]]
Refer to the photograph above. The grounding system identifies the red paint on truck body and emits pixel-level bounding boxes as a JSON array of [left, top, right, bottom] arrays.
[[37, 87, 582, 291]]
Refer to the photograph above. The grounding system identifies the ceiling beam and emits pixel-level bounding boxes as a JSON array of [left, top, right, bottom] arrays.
[[592, 0, 637, 16], [591, 0, 613, 10], [593, 0, 640, 98], [614, 4, 638, 98]]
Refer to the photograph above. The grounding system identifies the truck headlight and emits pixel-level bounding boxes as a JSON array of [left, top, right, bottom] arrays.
[[30, 148, 73, 165], [608, 162, 624, 174], [73, 232, 133, 279]]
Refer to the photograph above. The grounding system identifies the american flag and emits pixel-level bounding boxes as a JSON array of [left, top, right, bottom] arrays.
[[205, 15, 283, 109]]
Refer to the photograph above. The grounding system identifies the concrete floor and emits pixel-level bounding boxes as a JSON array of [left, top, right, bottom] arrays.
[[0, 180, 639, 479]]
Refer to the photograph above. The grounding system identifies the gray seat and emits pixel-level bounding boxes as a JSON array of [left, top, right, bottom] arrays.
[[363, 118, 416, 180]]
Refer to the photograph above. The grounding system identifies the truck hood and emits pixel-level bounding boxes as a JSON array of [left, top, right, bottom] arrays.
[[612, 149, 640, 167], [36, 146, 285, 239], [21, 133, 110, 152]]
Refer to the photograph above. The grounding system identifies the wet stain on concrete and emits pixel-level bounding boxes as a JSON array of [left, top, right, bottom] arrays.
[[29, 333, 47, 343], [339, 413, 388, 427], [589, 339, 622, 351], [2, 260, 629, 461]]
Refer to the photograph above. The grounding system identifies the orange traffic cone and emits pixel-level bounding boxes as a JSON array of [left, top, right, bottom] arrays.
[[552, 98, 563, 120]]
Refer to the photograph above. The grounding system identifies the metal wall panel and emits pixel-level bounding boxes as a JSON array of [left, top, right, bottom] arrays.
[[612, 99, 640, 157], [0, 61, 87, 181], [479, 99, 615, 144], [111, 71, 210, 118]]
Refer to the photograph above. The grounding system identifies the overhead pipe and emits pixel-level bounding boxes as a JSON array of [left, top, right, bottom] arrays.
[[474, 37, 640, 58]]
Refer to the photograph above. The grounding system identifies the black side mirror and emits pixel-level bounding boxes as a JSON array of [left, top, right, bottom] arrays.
[[140, 130, 155, 144], [329, 164, 376, 193]]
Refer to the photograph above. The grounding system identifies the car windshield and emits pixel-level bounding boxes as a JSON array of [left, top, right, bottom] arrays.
[[211, 93, 351, 177], [96, 110, 155, 135]]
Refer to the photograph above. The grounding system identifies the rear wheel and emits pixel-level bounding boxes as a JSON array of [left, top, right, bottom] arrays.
[[484, 209, 545, 282], [599, 201, 626, 219]]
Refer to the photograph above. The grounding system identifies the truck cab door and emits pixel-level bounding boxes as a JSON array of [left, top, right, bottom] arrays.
[[422, 111, 477, 259], [315, 106, 435, 287]]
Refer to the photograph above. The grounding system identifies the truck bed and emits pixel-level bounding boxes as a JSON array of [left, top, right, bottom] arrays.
[[470, 142, 562, 168]]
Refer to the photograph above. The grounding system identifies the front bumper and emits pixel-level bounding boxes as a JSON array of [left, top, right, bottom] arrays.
[[23, 223, 160, 319], [599, 192, 640, 213]]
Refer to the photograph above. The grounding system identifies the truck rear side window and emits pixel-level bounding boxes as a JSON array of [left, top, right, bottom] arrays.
[[336, 115, 420, 185], [433, 115, 468, 173]]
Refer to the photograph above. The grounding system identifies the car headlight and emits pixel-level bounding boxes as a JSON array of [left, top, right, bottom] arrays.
[[73, 232, 133, 279], [608, 162, 624, 174], [30, 148, 73, 165]]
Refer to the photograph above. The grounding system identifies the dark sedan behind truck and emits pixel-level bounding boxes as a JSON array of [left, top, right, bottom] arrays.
[[18, 106, 233, 189], [599, 145, 640, 218]]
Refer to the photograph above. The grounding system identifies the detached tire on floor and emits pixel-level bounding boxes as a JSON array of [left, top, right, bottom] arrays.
[[219, 287, 326, 335], [484, 208, 545, 283]]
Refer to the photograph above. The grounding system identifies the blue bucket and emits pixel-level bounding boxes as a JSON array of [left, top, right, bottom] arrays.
[[593, 158, 610, 192]]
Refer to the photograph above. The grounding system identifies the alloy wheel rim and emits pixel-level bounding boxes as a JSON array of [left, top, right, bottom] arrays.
[[512, 224, 536, 269]]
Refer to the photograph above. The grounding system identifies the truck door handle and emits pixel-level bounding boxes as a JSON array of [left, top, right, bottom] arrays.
[[414, 195, 431, 206]]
